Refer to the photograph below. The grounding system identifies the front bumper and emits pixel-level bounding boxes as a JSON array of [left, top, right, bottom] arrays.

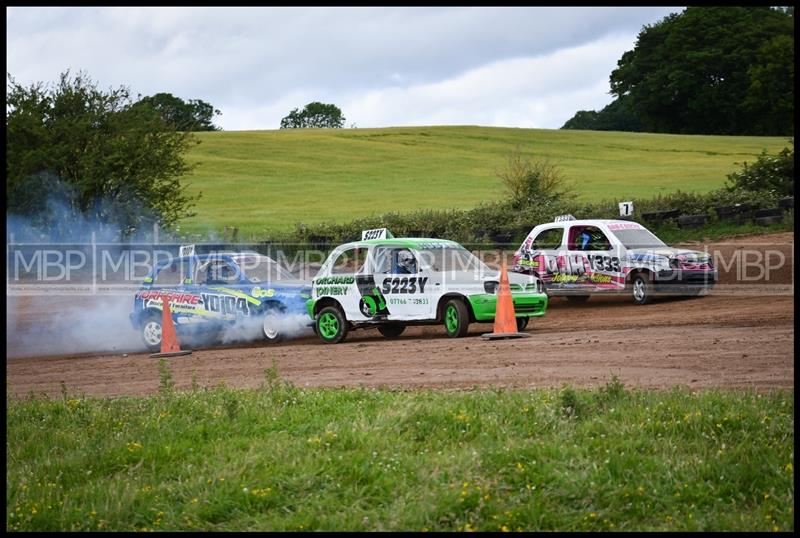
[[653, 268, 719, 292], [468, 293, 548, 322]]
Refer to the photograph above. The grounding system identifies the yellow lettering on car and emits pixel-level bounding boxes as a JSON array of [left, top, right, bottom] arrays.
[[251, 287, 275, 299]]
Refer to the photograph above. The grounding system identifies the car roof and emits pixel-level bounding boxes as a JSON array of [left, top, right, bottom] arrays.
[[333, 237, 461, 250], [154, 252, 275, 268], [534, 219, 641, 228]]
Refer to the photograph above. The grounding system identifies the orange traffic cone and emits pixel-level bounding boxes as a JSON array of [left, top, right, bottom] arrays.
[[150, 293, 192, 358], [482, 261, 531, 340]]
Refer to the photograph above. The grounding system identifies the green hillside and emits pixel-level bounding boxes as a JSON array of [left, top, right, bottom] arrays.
[[179, 126, 789, 238]]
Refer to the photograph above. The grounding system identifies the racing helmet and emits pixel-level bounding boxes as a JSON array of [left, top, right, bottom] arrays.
[[397, 250, 415, 272]]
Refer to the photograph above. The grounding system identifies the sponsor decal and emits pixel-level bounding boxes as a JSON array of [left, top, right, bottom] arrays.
[[607, 222, 642, 230], [356, 275, 390, 318], [315, 276, 356, 285], [317, 286, 349, 296], [628, 253, 661, 263], [251, 286, 275, 298], [137, 290, 201, 305], [416, 242, 452, 249]]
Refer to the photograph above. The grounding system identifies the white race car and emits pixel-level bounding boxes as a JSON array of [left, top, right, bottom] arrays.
[[512, 216, 718, 305], [306, 229, 548, 343]]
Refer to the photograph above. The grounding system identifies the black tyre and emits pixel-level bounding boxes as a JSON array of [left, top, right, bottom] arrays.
[[139, 311, 163, 352], [631, 273, 652, 305], [443, 298, 470, 338], [377, 324, 406, 338], [516, 317, 529, 331], [316, 305, 349, 344], [566, 295, 590, 303]]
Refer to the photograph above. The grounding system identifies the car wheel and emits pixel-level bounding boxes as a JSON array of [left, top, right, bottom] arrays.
[[261, 314, 284, 343], [566, 295, 590, 303], [140, 311, 163, 352], [631, 273, 652, 305], [316, 306, 348, 344], [516, 317, 529, 331], [443, 298, 470, 338], [377, 324, 406, 338]]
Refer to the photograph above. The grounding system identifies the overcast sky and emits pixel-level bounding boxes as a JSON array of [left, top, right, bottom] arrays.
[[6, 6, 682, 131]]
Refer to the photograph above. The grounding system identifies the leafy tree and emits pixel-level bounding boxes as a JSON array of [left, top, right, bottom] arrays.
[[725, 140, 794, 197], [280, 102, 345, 129], [561, 95, 643, 132], [609, 6, 794, 135], [496, 146, 574, 210], [134, 92, 221, 131], [561, 110, 599, 131], [6, 70, 200, 235]]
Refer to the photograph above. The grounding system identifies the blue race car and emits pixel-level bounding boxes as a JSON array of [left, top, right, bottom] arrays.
[[129, 247, 311, 352]]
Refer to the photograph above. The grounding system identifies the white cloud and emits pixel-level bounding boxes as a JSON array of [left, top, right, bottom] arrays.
[[6, 6, 681, 130]]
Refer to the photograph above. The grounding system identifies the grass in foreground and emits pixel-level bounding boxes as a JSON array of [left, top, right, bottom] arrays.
[[6, 370, 794, 532], [179, 126, 789, 236]]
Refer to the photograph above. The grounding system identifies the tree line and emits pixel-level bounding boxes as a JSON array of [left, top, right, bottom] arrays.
[[562, 6, 794, 136]]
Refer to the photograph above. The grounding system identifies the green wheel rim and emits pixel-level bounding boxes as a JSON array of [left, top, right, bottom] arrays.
[[319, 312, 340, 339], [445, 304, 459, 333]]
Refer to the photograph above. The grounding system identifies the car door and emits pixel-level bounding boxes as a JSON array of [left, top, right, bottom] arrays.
[[189, 257, 249, 321], [371, 245, 434, 320], [566, 225, 620, 292], [321, 245, 384, 321], [518, 226, 567, 290]]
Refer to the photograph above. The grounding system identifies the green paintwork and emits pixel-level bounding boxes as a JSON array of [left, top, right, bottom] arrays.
[[467, 293, 548, 322]]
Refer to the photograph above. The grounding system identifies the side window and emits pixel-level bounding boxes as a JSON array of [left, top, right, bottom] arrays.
[[531, 228, 564, 250], [331, 247, 369, 275], [153, 261, 185, 286], [373, 247, 418, 274], [196, 260, 240, 285], [569, 226, 612, 251]]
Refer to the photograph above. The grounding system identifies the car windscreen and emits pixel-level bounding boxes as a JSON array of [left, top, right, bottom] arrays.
[[234, 255, 295, 282], [418, 246, 491, 274], [610, 228, 667, 249]]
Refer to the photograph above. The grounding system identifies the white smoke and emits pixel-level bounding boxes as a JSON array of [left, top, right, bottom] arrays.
[[6, 294, 145, 358], [217, 312, 314, 345], [6, 177, 315, 358]]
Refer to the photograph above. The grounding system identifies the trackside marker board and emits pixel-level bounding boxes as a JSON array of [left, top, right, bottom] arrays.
[[619, 202, 634, 217]]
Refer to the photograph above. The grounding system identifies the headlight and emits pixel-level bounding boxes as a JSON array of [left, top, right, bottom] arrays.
[[655, 256, 672, 270]]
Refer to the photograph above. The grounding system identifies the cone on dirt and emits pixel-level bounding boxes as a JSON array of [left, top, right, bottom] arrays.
[[150, 293, 192, 358], [482, 261, 531, 340]]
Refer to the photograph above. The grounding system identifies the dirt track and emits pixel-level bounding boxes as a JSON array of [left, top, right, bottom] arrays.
[[6, 232, 794, 398]]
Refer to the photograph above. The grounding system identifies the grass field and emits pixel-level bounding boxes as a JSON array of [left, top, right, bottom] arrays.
[[7, 369, 794, 532], [178, 126, 789, 238]]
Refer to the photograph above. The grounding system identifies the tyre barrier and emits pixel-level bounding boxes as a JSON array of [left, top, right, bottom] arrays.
[[714, 203, 752, 224], [641, 209, 680, 224], [755, 215, 784, 226], [677, 214, 709, 229], [754, 207, 783, 219], [778, 197, 794, 211]]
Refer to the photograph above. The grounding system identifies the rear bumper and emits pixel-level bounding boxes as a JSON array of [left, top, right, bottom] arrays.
[[468, 293, 548, 322]]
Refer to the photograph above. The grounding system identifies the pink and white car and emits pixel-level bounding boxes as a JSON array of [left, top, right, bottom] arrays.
[[511, 216, 718, 305]]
